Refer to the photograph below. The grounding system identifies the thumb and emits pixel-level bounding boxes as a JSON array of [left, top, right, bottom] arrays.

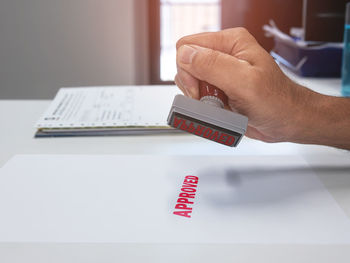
[[177, 44, 250, 97]]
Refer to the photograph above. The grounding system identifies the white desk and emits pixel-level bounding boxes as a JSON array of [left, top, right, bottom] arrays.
[[0, 77, 350, 262]]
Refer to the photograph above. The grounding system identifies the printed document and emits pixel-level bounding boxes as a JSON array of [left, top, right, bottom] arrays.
[[35, 86, 180, 136], [0, 155, 349, 244]]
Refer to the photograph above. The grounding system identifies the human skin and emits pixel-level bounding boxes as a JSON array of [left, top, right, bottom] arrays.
[[175, 28, 350, 150]]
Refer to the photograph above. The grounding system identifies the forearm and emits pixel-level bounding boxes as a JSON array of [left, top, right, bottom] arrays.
[[292, 90, 350, 150]]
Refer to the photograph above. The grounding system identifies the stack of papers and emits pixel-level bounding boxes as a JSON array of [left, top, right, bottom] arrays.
[[35, 86, 181, 137]]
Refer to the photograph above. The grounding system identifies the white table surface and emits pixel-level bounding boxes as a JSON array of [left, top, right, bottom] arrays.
[[1, 76, 350, 262]]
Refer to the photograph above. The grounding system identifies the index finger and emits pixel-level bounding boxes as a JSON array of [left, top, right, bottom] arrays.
[[176, 27, 266, 66]]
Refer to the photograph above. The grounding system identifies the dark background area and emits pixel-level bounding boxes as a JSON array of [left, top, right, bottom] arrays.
[[222, 0, 303, 51], [222, 0, 349, 50], [304, 0, 349, 42]]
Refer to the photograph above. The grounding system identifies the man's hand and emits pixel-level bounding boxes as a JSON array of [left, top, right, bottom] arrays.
[[175, 28, 350, 149]]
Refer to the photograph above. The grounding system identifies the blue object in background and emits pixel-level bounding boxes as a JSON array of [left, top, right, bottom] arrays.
[[271, 42, 343, 78], [342, 3, 350, 97]]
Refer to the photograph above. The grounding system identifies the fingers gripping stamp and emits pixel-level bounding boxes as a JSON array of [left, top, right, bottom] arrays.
[[167, 81, 248, 147]]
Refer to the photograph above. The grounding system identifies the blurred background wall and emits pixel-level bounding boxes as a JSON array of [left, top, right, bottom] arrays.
[[0, 0, 149, 99], [0, 0, 315, 100]]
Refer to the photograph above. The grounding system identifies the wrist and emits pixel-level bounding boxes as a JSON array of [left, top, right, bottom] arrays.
[[291, 90, 350, 150]]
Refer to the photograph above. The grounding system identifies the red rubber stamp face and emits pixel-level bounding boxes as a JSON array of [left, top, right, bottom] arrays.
[[169, 113, 240, 147]]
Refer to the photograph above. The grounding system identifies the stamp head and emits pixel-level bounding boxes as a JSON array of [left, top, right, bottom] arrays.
[[167, 95, 248, 147]]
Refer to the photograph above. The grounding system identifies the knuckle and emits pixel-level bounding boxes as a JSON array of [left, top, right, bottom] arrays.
[[234, 27, 250, 36], [230, 27, 257, 46]]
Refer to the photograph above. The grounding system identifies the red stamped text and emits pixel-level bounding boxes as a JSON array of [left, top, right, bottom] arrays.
[[173, 175, 199, 218]]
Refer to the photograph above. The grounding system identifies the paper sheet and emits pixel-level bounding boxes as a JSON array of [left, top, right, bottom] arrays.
[[36, 86, 180, 128], [0, 154, 350, 244]]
